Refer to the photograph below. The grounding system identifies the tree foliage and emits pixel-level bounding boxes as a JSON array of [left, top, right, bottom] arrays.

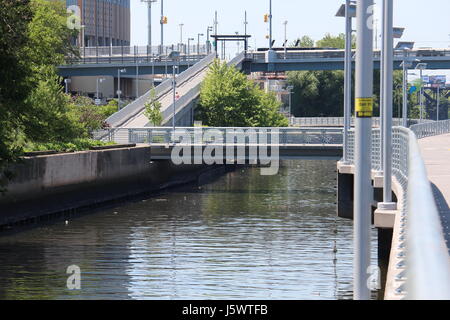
[[198, 60, 288, 127], [144, 89, 163, 126]]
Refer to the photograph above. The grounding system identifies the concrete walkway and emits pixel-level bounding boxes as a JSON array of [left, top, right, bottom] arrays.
[[418, 133, 450, 253]]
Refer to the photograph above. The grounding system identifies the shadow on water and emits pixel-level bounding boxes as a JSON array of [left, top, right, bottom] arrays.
[[0, 160, 382, 300]]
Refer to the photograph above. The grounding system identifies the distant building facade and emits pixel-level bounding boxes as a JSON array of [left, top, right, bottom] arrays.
[[66, 0, 130, 47]]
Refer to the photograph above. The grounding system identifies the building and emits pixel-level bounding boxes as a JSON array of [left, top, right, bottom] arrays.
[[66, 0, 130, 47]]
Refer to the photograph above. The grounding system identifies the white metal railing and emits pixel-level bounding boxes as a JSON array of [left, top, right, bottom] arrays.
[[68, 45, 209, 64], [93, 127, 344, 146], [249, 49, 450, 63], [347, 120, 450, 299], [292, 117, 423, 127]]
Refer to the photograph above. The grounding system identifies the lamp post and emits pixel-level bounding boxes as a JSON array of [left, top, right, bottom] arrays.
[[269, 0, 273, 50], [179, 23, 184, 50], [283, 21, 288, 60], [160, 0, 164, 55], [141, 0, 157, 50], [96, 77, 105, 100], [354, 0, 374, 300], [206, 26, 213, 54], [287, 85, 294, 125], [197, 33, 204, 54], [135, 60, 144, 99], [169, 51, 180, 134], [396, 41, 415, 127], [416, 63, 427, 122], [117, 68, 126, 111], [187, 37, 194, 56], [437, 85, 441, 121], [336, 1, 356, 164]]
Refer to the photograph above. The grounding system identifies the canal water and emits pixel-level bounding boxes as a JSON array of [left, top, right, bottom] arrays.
[[0, 160, 379, 300]]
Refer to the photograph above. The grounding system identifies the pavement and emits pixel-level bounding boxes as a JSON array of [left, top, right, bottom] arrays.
[[418, 133, 450, 252]]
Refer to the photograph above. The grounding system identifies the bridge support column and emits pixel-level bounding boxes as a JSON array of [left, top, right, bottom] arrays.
[[337, 165, 354, 220]]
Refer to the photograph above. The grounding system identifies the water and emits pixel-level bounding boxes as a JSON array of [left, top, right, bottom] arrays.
[[0, 160, 379, 300]]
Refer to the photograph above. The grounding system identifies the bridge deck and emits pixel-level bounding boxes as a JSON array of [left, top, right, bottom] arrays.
[[418, 133, 450, 253]]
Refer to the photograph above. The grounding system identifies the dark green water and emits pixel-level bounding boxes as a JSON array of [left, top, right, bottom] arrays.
[[0, 160, 379, 299]]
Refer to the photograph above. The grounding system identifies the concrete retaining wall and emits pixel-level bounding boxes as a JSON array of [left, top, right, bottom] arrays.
[[0, 146, 214, 227]]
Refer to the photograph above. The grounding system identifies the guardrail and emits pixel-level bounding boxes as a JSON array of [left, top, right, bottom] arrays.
[[93, 127, 344, 146], [68, 45, 209, 64], [291, 117, 427, 127], [105, 52, 216, 128], [347, 120, 450, 299], [248, 49, 450, 63]]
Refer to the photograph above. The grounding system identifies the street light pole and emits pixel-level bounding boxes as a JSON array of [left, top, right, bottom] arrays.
[[269, 0, 273, 50], [198, 33, 204, 54], [207, 26, 213, 54], [179, 23, 184, 49], [135, 60, 142, 99], [283, 21, 288, 60], [141, 0, 157, 50], [354, 0, 374, 300], [172, 65, 178, 133], [437, 85, 440, 121], [380, 0, 395, 208], [160, 0, 164, 55], [117, 68, 126, 111]]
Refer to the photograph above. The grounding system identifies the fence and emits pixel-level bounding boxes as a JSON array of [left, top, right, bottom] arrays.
[[291, 117, 425, 127], [346, 120, 450, 299], [93, 127, 344, 146]]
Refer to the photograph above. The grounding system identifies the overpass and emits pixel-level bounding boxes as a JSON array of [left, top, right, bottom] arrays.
[[58, 47, 450, 77]]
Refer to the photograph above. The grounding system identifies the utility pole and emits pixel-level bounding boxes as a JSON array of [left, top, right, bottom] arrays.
[[269, 0, 273, 50], [354, 0, 374, 300], [141, 0, 157, 50], [179, 23, 184, 48], [437, 85, 440, 121], [160, 0, 164, 55], [283, 21, 288, 59]]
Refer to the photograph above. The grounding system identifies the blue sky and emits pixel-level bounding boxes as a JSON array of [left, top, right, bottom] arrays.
[[130, 0, 450, 50]]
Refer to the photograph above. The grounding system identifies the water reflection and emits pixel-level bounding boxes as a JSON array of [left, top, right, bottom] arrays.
[[0, 160, 379, 299]]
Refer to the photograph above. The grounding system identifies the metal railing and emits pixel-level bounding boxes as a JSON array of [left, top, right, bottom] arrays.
[[93, 127, 344, 146], [248, 48, 450, 63], [347, 120, 450, 299], [67, 45, 209, 65], [291, 117, 425, 127]]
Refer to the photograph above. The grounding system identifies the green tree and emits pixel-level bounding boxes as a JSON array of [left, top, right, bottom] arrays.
[[198, 60, 288, 127], [293, 35, 314, 48], [0, 0, 33, 191], [144, 89, 163, 126]]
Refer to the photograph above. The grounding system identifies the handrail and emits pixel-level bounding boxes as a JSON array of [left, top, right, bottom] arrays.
[[406, 128, 450, 299]]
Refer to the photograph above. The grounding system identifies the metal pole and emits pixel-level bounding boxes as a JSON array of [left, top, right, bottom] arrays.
[[354, 0, 374, 300], [269, 0, 273, 50], [343, 0, 352, 163], [117, 69, 121, 111], [172, 65, 177, 132], [160, 0, 164, 55], [284, 21, 288, 59], [379, 0, 385, 172], [136, 62, 139, 98], [96, 77, 99, 99], [437, 85, 440, 121], [381, 0, 394, 204], [402, 54, 408, 127], [420, 68, 423, 122]]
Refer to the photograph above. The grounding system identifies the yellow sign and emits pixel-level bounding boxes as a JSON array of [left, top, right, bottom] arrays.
[[355, 97, 373, 117]]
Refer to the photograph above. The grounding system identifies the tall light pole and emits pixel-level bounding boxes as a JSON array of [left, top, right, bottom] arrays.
[[396, 41, 414, 127], [206, 26, 213, 54], [354, 0, 374, 300], [283, 21, 288, 60], [416, 63, 427, 122], [179, 23, 184, 49], [269, 0, 273, 50], [187, 37, 194, 56], [287, 85, 294, 125], [96, 77, 105, 100], [172, 65, 178, 132], [141, 0, 157, 50], [117, 68, 126, 111], [336, 1, 356, 164], [437, 85, 441, 121], [197, 33, 204, 54], [160, 0, 164, 55], [379, 0, 396, 211], [135, 60, 143, 99]]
